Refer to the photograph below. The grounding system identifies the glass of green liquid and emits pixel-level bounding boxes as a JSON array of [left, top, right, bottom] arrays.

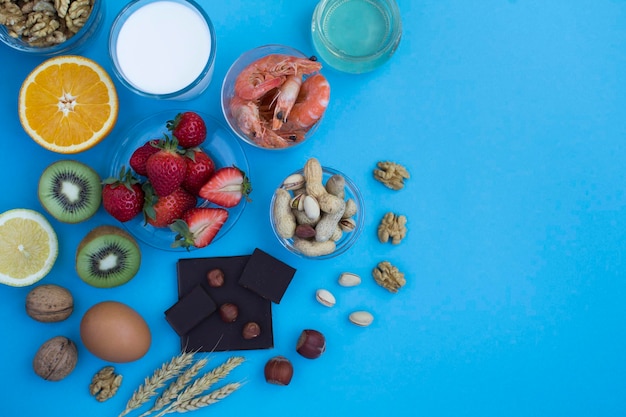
[[311, 0, 402, 74]]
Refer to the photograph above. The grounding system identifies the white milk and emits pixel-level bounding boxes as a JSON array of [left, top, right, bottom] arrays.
[[115, 1, 213, 97]]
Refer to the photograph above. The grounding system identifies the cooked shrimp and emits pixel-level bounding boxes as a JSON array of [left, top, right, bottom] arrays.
[[230, 96, 302, 149], [272, 74, 302, 130], [282, 73, 330, 130], [234, 54, 322, 101]]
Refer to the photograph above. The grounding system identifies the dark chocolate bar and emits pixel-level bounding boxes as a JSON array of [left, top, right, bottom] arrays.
[[177, 255, 273, 352], [165, 285, 217, 336], [238, 248, 297, 304]]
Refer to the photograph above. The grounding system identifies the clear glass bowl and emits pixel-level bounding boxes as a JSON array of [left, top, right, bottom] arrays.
[[108, 110, 249, 251], [221, 44, 325, 150], [311, 0, 402, 74], [270, 166, 364, 260], [0, 0, 104, 55], [108, 0, 216, 100]]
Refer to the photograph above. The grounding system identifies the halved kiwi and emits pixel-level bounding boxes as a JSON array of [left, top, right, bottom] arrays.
[[76, 225, 141, 288], [38, 160, 102, 223]]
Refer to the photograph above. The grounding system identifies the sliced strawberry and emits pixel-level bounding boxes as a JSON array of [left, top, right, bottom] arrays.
[[166, 111, 207, 148], [129, 139, 160, 176], [102, 167, 145, 222], [198, 166, 252, 208], [182, 148, 215, 196], [170, 207, 229, 249], [145, 137, 187, 197], [143, 184, 197, 228]]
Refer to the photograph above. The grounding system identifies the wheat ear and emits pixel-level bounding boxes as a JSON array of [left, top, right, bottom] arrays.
[[173, 383, 242, 413], [118, 351, 195, 417], [138, 358, 209, 417], [154, 356, 244, 417]]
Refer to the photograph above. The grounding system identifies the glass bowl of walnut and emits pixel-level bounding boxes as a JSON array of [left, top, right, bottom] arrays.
[[269, 157, 365, 260], [0, 0, 103, 55]]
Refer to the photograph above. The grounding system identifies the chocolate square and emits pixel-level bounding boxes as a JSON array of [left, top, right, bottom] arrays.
[[238, 248, 297, 304], [165, 285, 216, 336], [177, 255, 273, 352]]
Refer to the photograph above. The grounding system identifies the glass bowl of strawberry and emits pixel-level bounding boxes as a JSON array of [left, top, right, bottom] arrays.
[[106, 110, 251, 251], [269, 158, 364, 259], [221, 44, 331, 150]]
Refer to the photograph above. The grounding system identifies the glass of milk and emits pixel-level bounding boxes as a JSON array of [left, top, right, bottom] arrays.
[[109, 0, 216, 100]]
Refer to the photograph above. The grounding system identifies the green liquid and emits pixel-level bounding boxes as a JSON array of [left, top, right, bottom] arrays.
[[323, 0, 390, 57]]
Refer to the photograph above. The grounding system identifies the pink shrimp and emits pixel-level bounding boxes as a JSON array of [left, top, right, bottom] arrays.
[[234, 54, 322, 101], [229, 96, 303, 149], [272, 74, 302, 130], [280, 73, 330, 130]]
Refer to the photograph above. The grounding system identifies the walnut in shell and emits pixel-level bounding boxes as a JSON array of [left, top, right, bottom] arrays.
[[33, 336, 78, 381], [26, 284, 74, 322]]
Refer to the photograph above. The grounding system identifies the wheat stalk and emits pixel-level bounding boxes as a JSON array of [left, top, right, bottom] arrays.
[[174, 383, 242, 413], [118, 351, 195, 417], [138, 358, 209, 417], [153, 356, 244, 417]]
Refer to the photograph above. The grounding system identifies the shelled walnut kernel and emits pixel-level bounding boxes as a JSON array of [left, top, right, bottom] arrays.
[[373, 161, 410, 190], [377, 212, 407, 244], [89, 366, 122, 402], [373, 261, 406, 293]]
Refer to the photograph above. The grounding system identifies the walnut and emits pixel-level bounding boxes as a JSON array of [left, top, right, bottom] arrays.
[[33, 336, 78, 381], [65, 0, 90, 33], [54, 0, 69, 17], [25, 284, 74, 322], [0, 2, 25, 27], [377, 212, 407, 244], [373, 161, 410, 190], [90, 366, 123, 402], [372, 261, 406, 293]]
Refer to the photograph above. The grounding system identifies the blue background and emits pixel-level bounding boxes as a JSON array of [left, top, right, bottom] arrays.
[[1, 1, 626, 416]]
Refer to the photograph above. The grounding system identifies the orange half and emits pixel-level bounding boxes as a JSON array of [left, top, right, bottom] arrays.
[[18, 55, 119, 154]]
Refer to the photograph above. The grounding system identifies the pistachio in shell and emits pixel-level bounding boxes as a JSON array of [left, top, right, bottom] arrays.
[[26, 284, 74, 323], [33, 336, 78, 381]]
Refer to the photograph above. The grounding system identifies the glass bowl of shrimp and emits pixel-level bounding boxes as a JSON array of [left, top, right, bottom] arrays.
[[221, 44, 330, 150]]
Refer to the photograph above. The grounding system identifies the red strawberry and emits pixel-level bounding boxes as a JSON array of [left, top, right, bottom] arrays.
[[102, 167, 145, 222], [145, 137, 186, 197], [129, 139, 160, 176], [198, 166, 252, 208], [182, 148, 215, 196], [170, 207, 228, 249], [143, 185, 197, 228], [166, 111, 207, 148]]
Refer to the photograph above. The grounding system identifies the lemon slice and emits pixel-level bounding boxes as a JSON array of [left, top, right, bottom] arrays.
[[0, 209, 58, 287]]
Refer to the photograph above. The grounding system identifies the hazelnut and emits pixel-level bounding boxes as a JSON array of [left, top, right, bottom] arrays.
[[295, 224, 316, 239], [296, 329, 326, 359], [33, 336, 78, 381], [219, 303, 239, 323], [264, 356, 293, 386], [26, 284, 73, 323], [242, 322, 261, 339], [207, 268, 225, 287]]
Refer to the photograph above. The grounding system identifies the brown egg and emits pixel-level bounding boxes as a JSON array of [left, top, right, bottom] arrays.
[[80, 301, 151, 363]]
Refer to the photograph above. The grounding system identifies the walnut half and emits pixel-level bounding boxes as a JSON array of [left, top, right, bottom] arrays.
[[377, 212, 407, 244], [90, 366, 123, 402], [373, 161, 410, 190], [372, 261, 406, 293]]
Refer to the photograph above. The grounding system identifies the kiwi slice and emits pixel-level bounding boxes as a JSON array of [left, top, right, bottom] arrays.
[[76, 225, 141, 288], [38, 160, 102, 223]]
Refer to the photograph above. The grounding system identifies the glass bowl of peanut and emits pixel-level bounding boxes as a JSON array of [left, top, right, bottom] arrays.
[[269, 158, 364, 259], [0, 0, 103, 55]]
